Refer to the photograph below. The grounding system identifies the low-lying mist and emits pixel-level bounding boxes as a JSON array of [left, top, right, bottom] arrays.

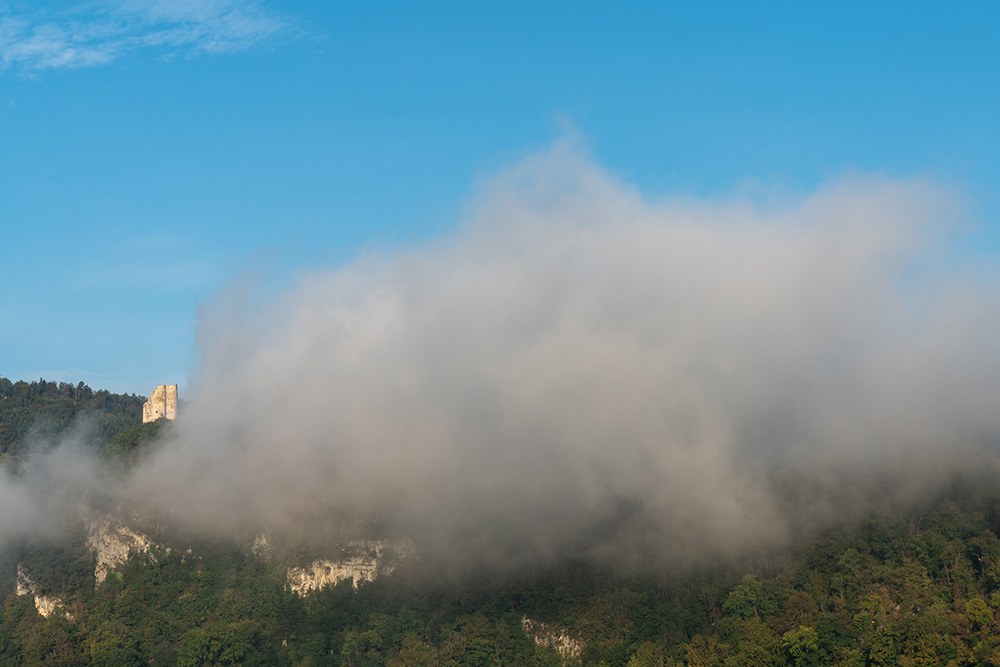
[[8, 141, 1000, 572]]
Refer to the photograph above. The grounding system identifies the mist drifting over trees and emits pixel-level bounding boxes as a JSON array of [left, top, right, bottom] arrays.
[[92, 141, 1000, 569]]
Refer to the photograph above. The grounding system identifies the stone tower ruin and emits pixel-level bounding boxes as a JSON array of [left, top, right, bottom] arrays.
[[142, 384, 177, 423]]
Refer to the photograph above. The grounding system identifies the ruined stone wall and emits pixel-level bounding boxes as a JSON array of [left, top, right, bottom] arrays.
[[142, 384, 177, 423]]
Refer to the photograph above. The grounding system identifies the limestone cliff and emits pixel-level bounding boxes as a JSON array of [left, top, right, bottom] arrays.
[[286, 539, 414, 596], [142, 384, 177, 423], [521, 617, 584, 662], [86, 516, 157, 586], [252, 531, 274, 560], [16, 564, 72, 620]]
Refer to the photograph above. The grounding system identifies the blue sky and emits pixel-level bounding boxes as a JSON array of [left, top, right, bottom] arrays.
[[1, 1, 998, 395]]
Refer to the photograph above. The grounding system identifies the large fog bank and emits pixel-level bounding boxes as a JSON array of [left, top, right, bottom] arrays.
[[30, 143, 1000, 568]]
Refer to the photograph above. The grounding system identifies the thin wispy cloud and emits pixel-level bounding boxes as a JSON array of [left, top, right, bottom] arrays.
[[0, 0, 289, 72]]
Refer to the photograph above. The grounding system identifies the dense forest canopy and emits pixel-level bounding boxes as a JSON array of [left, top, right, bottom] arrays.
[[1, 377, 1000, 667], [0, 378, 144, 459]]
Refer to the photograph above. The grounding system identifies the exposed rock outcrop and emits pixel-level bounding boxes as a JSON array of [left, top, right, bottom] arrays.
[[252, 531, 273, 560], [86, 517, 156, 586], [142, 384, 177, 423], [521, 617, 584, 662], [16, 565, 72, 620], [286, 539, 414, 596]]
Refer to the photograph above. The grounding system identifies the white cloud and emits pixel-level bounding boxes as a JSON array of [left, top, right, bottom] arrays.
[[0, 0, 289, 72], [1, 141, 998, 569], [118, 143, 1000, 567]]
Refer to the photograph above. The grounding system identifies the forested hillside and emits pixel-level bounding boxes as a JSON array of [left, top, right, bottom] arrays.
[[2, 379, 1000, 666], [5, 488, 1000, 666], [0, 378, 145, 459]]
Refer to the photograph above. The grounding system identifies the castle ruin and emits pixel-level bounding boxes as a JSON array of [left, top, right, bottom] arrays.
[[142, 384, 177, 423]]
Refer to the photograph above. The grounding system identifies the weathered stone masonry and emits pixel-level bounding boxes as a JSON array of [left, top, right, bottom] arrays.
[[142, 384, 177, 423]]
